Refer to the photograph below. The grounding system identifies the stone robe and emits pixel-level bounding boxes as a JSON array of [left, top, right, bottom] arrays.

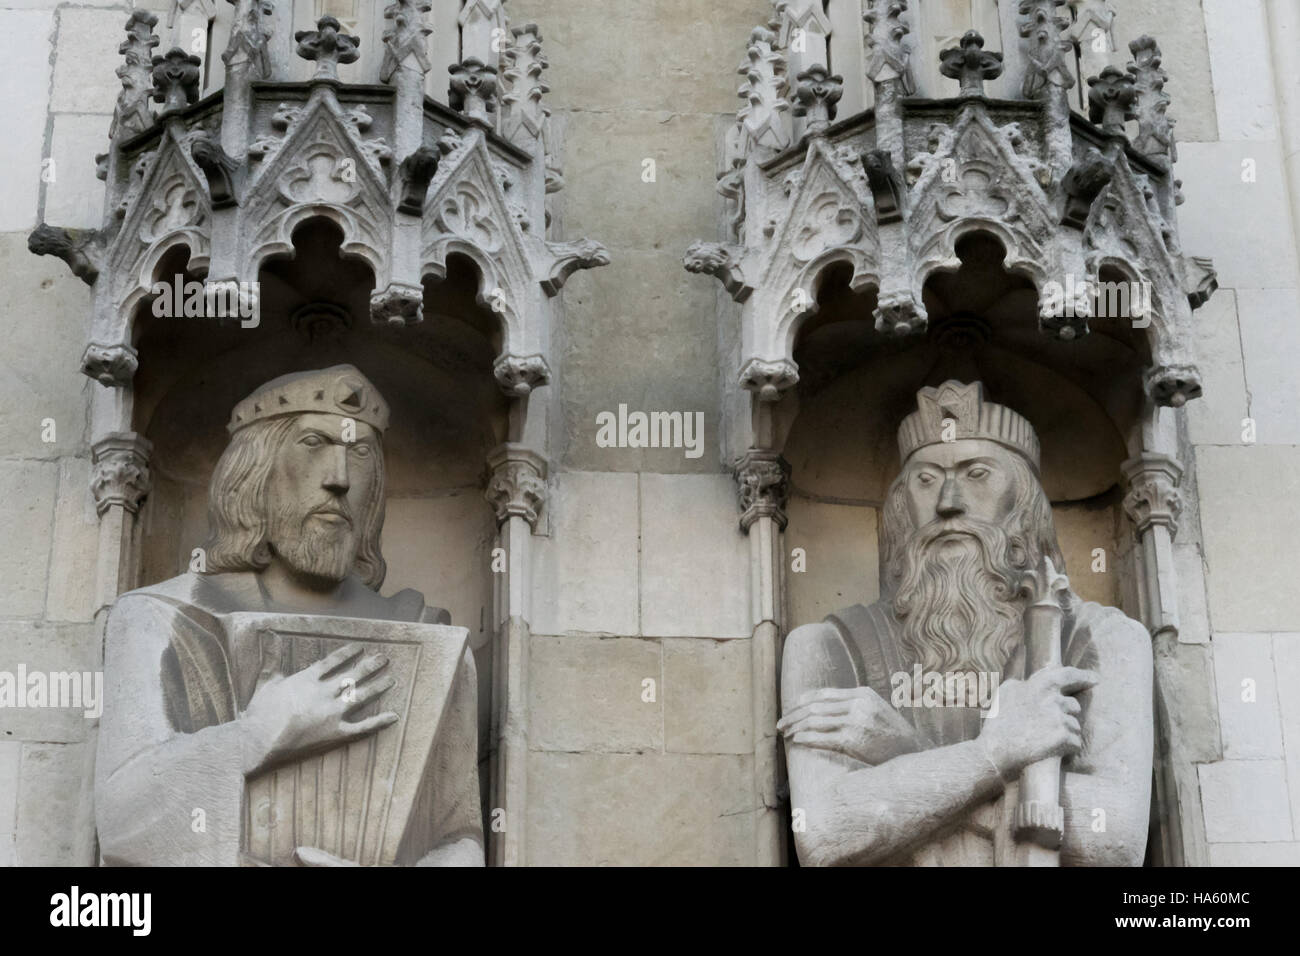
[[95, 570, 483, 866], [781, 591, 1153, 865]]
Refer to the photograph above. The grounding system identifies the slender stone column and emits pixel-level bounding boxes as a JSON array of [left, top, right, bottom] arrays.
[[90, 432, 153, 618], [736, 447, 791, 867], [484, 442, 546, 867], [1122, 451, 1183, 639]]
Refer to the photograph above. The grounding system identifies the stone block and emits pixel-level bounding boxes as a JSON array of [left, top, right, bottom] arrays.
[[1213, 633, 1284, 758], [560, 109, 720, 251], [1175, 142, 1300, 291], [640, 474, 749, 638], [1114, 0, 1219, 142], [0, 621, 100, 742], [45, 456, 98, 624], [1185, 290, 1250, 447], [0, 233, 95, 460], [1198, 759, 1293, 843], [1202, 0, 1277, 141], [44, 113, 109, 229], [1208, 842, 1300, 865], [786, 496, 879, 628], [526, 751, 754, 865], [0, 740, 19, 830], [1196, 445, 1300, 632], [531, 472, 640, 635], [50, 8, 125, 115], [0, 11, 54, 232], [381, 490, 496, 648], [1238, 288, 1300, 446], [558, 250, 723, 473], [0, 460, 58, 617], [529, 634, 662, 752], [15, 741, 93, 865], [663, 637, 751, 754], [1270, 634, 1300, 837], [1173, 543, 1211, 645], [1053, 499, 1119, 608]]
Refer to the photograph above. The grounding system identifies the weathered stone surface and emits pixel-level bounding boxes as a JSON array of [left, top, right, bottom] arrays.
[[1176, 142, 1299, 291], [0, 461, 58, 617], [1213, 632, 1284, 758], [1270, 634, 1300, 839], [0, 11, 54, 232], [44, 456, 98, 623], [1202, 0, 1277, 141], [1238, 288, 1300, 446], [1198, 759, 1294, 842], [525, 751, 754, 865], [1197, 446, 1300, 632], [15, 741, 93, 866], [0, 622, 98, 742], [0, 741, 20, 867], [44, 113, 109, 229], [640, 474, 749, 638], [785, 496, 879, 627], [1185, 291, 1249, 447], [1208, 842, 1300, 865], [529, 634, 663, 753], [531, 472, 640, 635], [1173, 542, 1211, 644], [49, 8, 123, 115], [663, 637, 752, 754]]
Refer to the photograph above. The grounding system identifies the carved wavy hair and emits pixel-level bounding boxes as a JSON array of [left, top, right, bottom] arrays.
[[203, 416, 388, 589], [880, 447, 1065, 598]]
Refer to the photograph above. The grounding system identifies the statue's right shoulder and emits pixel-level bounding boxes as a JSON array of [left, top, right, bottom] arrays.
[[781, 612, 865, 714]]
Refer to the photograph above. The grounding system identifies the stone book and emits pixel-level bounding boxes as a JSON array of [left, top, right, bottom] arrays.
[[221, 613, 469, 867]]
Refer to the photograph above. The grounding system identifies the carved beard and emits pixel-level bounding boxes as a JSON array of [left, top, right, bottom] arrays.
[[892, 518, 1027, 677], [266, 496, 357, 587]]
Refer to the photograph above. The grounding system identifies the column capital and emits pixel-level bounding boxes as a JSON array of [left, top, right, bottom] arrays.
[[736, 448, 791, 532], [1122, 452, 1183, 537], [91, 432, 153, 517], [485, 443, 548, 529]]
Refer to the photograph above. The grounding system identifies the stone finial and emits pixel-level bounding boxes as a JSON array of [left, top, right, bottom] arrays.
[[1018, 0, 1075, 97], [28, 225, 101, 285], [449, 57, 499, 125], [736, 25, 791, 156], [863, 0, 916, 93], [1087, 65, 1137, 134], [458, 0, 507, 65], [1127, 36, 1177, 164], [501, 24, 550, 145], [736, 448, 792, 532], [295, 15, 360, 82], [773, 0, 833, 49], [150, 47, 202, 114], [485, 445, 548, 530], [380, 0, 433, 83], [111, 11, 160, 141], [222, 0, 274, 78], [1122, 453, 1183, 537], [792, 65, 843, 133], [939, 30, 1003, 97], [1066, 0, 1116, 48], [91, 432, 153, 516]]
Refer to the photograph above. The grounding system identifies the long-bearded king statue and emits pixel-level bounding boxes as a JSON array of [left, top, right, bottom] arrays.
[[779, 381, 1152, 866], [95, 366, 484, 866]]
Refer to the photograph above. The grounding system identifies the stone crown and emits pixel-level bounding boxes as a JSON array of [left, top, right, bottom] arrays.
[[898, 380, 1040, 471], [228, 365, 390, 434]]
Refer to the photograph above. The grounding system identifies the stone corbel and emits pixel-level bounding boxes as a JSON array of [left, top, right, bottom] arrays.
[[683, 241, 750, 301], [740, 357, 799, 403], [493, 353, 551, 398], [27, 225, 103, 286], [538, 238, 611, 296], [81, 342, 140, 388], [485, 444, 548, 530], [1122, 452, 1183, 637]]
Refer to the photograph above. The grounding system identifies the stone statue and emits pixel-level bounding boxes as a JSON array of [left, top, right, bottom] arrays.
[[95, 366, 484, 866], [778, 380, 1152, 866]]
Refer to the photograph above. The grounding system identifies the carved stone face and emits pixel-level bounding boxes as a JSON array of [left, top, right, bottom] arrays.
[[901, 439, 1023, 532], [263, 412, 381, 586]]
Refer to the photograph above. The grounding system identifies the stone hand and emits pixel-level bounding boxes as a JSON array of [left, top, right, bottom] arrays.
[[778, 686, 926, 765], [241, 642, 398, 775], [978, 665, 1097, 778]]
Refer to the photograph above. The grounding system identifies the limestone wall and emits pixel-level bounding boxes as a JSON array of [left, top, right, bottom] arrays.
[[2, 0, 1299, 866]]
